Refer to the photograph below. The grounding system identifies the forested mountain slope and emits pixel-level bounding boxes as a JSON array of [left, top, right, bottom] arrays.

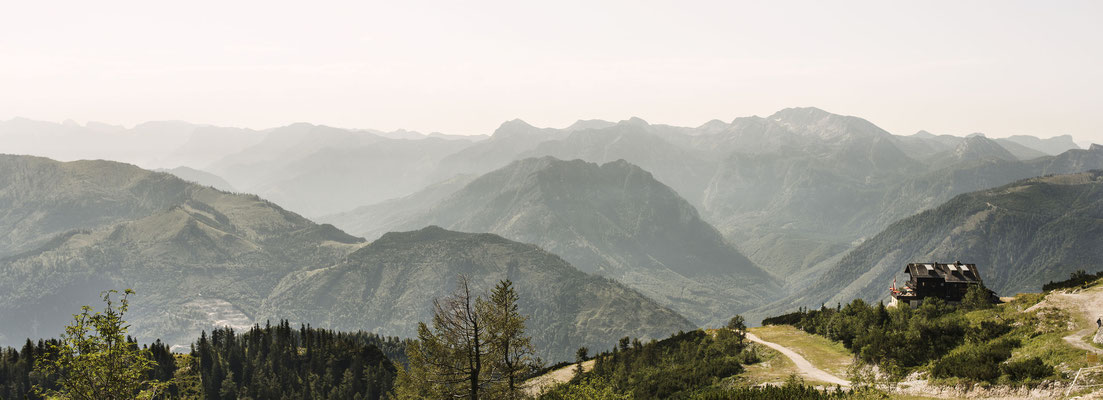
[[259, 226, 696, 361], [0, 155, 198, 258], [0, 156, 363, 346]]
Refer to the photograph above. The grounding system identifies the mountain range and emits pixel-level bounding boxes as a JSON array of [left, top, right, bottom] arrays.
[[319, 109, 1097, 293], [1, 108, 1098, 344], [0, 155, 200, 259], [322, 157, 781, 326], [0, 155, 692, 359], [0, 155, 363, 346]]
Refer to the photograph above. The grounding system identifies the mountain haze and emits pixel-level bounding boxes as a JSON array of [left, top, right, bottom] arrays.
[[0, 155, 693, 359], [1004, 134, 1081, 155], [157, 166, 236, 192], [429, 119, 569, 181], [522, 119, 717, 206], [0, 155, 364, 346], [3, 110, 1097, 339], [326, 157, 781, 326], [0, 155, 196, 258], [243, 137, 474, 217]]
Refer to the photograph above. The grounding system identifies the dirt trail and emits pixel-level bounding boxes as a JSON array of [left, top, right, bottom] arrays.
[[746, 332, 850, 386], [1029, 286, 1103, 355], [522, 359, 594, 396]]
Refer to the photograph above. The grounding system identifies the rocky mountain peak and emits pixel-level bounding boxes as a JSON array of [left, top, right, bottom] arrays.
[[767, 107, 890, 141], [565, 119, 616, 132], [618, 117, 650, 127], [952, 135, 1017, 161], [491, 119, 541, 138]]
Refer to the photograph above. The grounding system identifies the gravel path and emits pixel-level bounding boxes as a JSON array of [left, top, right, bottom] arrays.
[[747, 332, 850, 387], [1055, 290, 1103, 354], [1029, 287, 1103, 355], [522, 359, 595, 396]]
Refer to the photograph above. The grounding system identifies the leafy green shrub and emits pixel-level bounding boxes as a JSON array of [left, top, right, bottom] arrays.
[[1000, 357, 1054, 381], [540, 377, 630, 400], [965, 320, 1012, 343], [931, 338, 1018, 382]]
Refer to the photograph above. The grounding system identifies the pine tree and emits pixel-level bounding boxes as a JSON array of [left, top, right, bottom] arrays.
[[727, 315, 747, 345], [575, 347, 589, 377], [483, 279, 535, 399], [336, 369, 358, 400], [219, 372, 238, 400]]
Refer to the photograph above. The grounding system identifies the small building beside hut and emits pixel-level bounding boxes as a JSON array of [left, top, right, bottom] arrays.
[[889, 261, 994, 307]]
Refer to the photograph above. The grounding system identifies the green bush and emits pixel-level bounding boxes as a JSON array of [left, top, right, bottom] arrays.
[[965, 320, 1012, 343], [540, 377, 630, 400], [931, 338, 1018, 382], [1000, 357, 1054, 381]]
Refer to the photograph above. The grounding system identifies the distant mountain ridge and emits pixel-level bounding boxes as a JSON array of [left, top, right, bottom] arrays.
[[949, 136, 1018, 162], [0, 155, 694, 359], [1004, 134, 1081, 155], [0, 155, 363, 346], [3, 109, 1097, 329], [323, 156, 782, 326], [314, 109, 1098, 319], [0, 119, 488, 218], [0, 155, 196, 259], [156, 166, 236, 192], [228, 136, 474, 216]]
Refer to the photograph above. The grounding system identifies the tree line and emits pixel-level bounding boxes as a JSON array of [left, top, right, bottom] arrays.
[[544, 327, 752, 399], [191, 321, 404, 400], [1043, 269, 1103, 291], [0, 278, 538, 399], [0, 289, 410, 400], [2, 279, 957, 399]]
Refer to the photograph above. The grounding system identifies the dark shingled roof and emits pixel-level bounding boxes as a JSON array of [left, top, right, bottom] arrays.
[[903, 262, 982, 283]]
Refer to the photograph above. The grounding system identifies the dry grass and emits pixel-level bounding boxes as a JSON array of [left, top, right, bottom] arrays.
[[738, 343, 800, 385], [749, 325, 854, 378]]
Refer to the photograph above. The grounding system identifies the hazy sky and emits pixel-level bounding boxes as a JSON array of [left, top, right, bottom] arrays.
[[2, 1, 1100, 143]]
